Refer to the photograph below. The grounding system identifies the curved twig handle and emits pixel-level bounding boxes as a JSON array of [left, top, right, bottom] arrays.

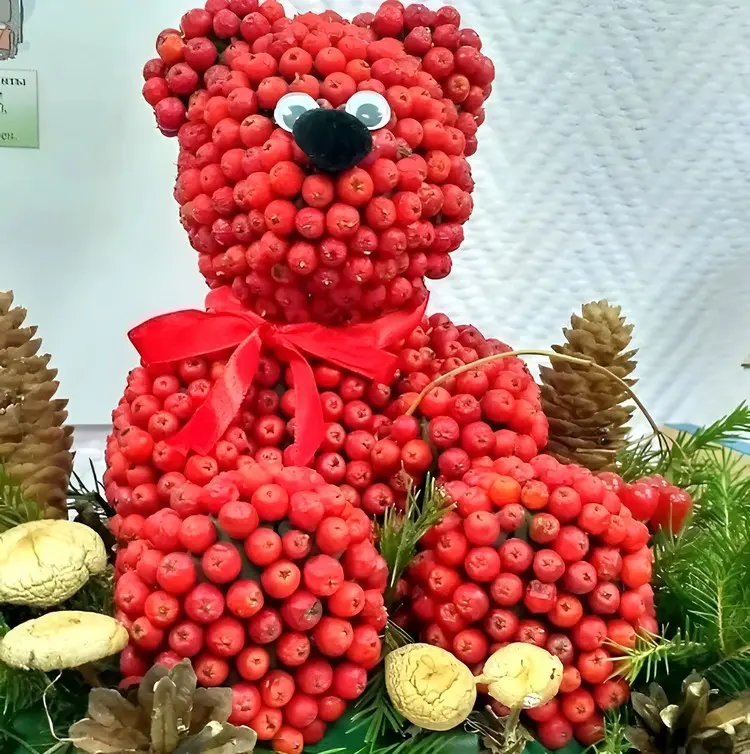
[[405, 348, 663, 440]]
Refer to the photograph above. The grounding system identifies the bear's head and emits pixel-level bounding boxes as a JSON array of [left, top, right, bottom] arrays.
[[144, 1, 494, 324]]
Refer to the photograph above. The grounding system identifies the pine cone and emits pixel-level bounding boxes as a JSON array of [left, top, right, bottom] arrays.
[[626, 676, 739, 754], [0, 291, 73, 517], [69, 660, 258, 754], [539, 300, 637, 471]]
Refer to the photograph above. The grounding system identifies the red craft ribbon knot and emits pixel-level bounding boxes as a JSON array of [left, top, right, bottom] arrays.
[[128, 288, 427, 467]]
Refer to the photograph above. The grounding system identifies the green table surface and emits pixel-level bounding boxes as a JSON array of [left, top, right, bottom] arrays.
[[303, 707, 584, 754]]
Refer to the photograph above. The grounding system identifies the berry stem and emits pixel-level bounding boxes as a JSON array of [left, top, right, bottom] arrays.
[[405, 349, 663, 439]]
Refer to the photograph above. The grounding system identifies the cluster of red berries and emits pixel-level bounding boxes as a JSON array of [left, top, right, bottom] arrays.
[[110, 452, 389, 754], [384, 311, 550, 471], [142, 0, 494, 324], [399, 455, 682, 750]]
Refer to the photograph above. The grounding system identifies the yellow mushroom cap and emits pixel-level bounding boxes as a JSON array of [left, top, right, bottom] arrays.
[[477, 643, 563, 709], [0, 611, 128, 671], [0, 520, 107, 607], [385, 643, 477, 731]]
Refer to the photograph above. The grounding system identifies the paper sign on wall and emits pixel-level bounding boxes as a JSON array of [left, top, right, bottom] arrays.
[[0, 69, 38, 148]]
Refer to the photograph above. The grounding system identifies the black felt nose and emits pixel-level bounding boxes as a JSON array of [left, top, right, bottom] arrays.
[[293, 108, 373, 173]]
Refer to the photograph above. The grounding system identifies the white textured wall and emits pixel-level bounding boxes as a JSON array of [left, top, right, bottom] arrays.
[[1, 0, 748, 444]]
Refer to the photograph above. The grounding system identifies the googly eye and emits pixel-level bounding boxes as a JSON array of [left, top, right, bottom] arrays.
[[344, 91, 392, 131], [274, 92, 320, 133]]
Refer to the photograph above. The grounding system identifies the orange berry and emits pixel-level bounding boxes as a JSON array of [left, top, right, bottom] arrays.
[[521, 479, 550, 510], [488, 475, 521, 506]]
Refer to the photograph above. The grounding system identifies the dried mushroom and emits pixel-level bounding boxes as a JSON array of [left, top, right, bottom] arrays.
[[0, 611, 128, 671], [0, 519, 107, 606], [476, 643, 563, 710], [385, 643, 477, 731]]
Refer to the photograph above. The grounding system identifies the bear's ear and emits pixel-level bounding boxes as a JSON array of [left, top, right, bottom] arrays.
[[411, 41, 495, 157], [357, 3, 496, 156]]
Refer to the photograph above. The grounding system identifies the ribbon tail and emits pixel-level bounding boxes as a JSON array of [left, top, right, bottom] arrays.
[[169, 333, 262, 456], [281, 345, 326, 467]]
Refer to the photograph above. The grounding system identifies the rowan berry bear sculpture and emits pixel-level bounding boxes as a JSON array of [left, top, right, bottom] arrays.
[[110, 4, 558, 752], [142, 0, 495, 324]]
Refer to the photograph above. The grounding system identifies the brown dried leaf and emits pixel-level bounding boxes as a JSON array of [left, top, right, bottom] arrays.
[[151, 676, 180, 754], [174, 721, 257, 754], [68, 718, 149, 753], [86, 688, 141, 730], [190, 688, 233, 733]]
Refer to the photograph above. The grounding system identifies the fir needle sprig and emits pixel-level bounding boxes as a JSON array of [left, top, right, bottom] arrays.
[[609, 629, 709, 686], [617, 402, 750, 486], [376, 475, 452, 597], [348, 668, 406, 754], [0, 464, 44, 533], [589, 709, 632, 754], [613, 408, 750, 694]]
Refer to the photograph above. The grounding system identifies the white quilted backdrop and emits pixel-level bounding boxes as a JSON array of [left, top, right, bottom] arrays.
[[1, 0, 749, 471]]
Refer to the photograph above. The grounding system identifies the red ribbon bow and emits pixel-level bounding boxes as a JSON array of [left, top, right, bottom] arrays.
[[128, 289, 427, 466]]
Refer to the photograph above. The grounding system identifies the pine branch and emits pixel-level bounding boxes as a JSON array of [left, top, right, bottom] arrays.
[[650, 520, 750, 694], [681, 403, 750, 453], [0, 660, 50, 720], [616, 407, 750, 695], [384, 621, 414, 653], [376, 476, 452, 594], [704, 645, 750, 696], [691, 450, 750, 536], [616, 435, 668, 483], [0, 464, 44, 533], [0, 615, 51, 718], [64, 569, 114, 616], [610, 629, 710, 686], [616, 402, 750, 487], [67, 462, 114, 518], [588, 710, 632, 754], [663, 534, 750, 643], [349, 669, 406, 754]]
